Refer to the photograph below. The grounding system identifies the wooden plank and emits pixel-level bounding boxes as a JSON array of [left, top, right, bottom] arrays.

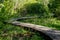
[[8, 21, 60, 40]]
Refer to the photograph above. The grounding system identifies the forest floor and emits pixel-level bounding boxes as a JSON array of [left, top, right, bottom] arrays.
[[0, 17, 60, 40]]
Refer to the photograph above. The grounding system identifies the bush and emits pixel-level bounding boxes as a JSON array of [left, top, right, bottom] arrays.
[[0, 0, 4, 3], [20, 3, 50, 17], [48, 0, 60, 17], [0, 0, 18, 21]]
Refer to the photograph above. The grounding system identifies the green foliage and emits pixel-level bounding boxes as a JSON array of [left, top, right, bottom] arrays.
[[0, 0, 13, 20], [20, 2, 50, 17], [0, 0, 19, 21], [24, 3, 45, 13], [20, 18, 60, 30], [0, 0, 60, 40], [48, 0, 60, 17]]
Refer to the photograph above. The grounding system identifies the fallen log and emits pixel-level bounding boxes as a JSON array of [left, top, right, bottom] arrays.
[[7, 21, 60, 40], [9, 16, 40, 21]]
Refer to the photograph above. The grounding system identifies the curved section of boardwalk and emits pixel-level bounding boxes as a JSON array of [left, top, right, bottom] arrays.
[[7, 21, 60, 40]]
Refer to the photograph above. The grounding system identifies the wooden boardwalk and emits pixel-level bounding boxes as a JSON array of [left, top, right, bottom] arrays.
[[7, 21, 60, 40]]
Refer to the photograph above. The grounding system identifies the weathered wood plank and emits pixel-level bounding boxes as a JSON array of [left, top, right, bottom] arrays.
[[8, 21, 60, 40]]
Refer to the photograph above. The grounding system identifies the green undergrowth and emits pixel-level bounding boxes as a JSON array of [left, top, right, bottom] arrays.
[[0, 22, 45, 40], [0, 0, 60, 40], [20, 18, 60, 30]]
